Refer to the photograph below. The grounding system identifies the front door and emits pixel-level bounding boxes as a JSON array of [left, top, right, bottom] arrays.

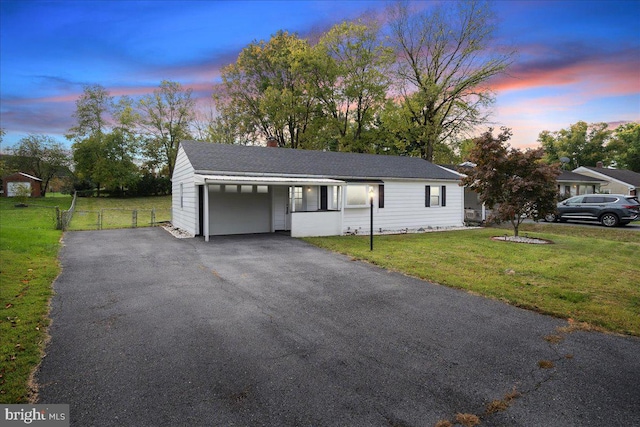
[[272, 186, 290, 231]]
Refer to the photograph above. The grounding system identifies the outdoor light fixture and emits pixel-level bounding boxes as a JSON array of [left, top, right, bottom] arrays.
[[369, 186, 375, 251]]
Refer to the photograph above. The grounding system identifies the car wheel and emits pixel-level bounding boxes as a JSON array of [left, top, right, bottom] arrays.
[[600, 213, 619, 227], [544, 213, 557, 222]]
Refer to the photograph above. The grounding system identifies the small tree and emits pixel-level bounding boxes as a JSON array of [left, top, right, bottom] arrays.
[[463, 128, 560, 237], [14, 183, 31, 206]]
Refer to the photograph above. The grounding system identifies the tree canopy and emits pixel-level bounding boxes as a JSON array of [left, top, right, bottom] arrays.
[[538, 121, 640, 172], [6, 134, 70, 196], [212, 0, 514, 160]]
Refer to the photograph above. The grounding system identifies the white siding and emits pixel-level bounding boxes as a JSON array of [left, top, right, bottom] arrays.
[[343, 180, 463, 234], [291, 211, 342, 237], [171, 146, 197, 235]]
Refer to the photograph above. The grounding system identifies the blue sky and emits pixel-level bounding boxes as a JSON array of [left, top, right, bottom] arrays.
[[1, 0, 639, 150]]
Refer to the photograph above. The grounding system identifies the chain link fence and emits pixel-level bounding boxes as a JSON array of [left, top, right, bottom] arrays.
[[55, 191, 78, 230], [67, 207, 171, 230]]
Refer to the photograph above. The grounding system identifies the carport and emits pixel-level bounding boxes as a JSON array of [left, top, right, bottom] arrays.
[[195, 174, 345, 241]]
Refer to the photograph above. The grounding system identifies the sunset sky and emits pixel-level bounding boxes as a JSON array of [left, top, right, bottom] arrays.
[[1, 0, 639, 150]]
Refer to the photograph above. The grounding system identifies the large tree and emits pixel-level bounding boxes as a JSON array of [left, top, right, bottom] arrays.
[[138, 80, 195, 176], [607, 122, 640, 172], [538, 121, 611, 169], [387, 0, 514, 161], [214, 30, 315, 148], [66, 84, 112, 141], [463, 128, 560, 237], [8, 134, 70, 196], [73, 130, 138, 195], [67, 84, 141, 194], [310, 20, 394, 152]]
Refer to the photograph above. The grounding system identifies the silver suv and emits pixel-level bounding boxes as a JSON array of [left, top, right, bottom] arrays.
[[545, 194, 640, 227]]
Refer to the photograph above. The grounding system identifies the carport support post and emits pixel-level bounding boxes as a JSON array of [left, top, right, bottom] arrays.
[[204, 184, 210, 241], [369, 187, 374, 251]]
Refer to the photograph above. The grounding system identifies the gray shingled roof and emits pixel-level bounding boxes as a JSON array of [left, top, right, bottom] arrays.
[[557, 170, 605, 182], [578, 166, 640, 186], [180, 141, 460, 181]]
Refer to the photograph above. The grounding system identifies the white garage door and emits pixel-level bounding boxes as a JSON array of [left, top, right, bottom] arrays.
[[208, 186, 271, 235], [7, 182, 31, 197]]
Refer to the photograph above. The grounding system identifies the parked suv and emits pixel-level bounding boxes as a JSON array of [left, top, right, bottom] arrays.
[[544, 194, 640, 227]]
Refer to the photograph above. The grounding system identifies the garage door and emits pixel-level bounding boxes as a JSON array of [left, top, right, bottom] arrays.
[[7, 182, 31, 197], [208, 186, 271, 235]]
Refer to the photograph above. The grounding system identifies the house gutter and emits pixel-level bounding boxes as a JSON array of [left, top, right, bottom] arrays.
[[193, 170, 461, 182]]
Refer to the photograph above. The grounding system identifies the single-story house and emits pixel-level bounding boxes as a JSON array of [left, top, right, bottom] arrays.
[[573, 164, 640, 196], [556, 170, 606, 198], [172, 141, 464, 240], [2, 172, 43, 197]]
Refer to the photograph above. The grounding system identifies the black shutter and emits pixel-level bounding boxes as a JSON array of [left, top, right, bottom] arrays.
[[425, 186, 431, 207], [320, 186, 328, 210], [441, 185, 446, 207], [378, 184, 384, 208]]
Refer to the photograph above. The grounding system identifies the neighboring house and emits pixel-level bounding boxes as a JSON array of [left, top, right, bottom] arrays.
[[172, 141, 464, 240], [2, 172, 43, 197], [573, 164, 640, 196], [440, 164, 607, 223], [438, 163, 485, 222], [556, 170, 606, 198]]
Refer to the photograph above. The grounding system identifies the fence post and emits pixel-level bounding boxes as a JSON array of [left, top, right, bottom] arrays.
[[132, 210, 137, 228], [151, 208, 155, 227], [99, 210, 103, 230], [55, 206, 61, 230]]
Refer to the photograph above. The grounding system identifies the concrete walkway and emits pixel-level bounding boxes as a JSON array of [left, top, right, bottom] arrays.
[[37, 229, 640, 426]]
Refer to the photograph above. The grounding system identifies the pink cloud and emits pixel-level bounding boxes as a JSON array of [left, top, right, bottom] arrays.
[[491, 47, 639, 97]]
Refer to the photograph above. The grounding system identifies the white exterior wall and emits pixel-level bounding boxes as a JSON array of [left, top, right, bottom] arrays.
[[342, 180, 463, 234], [291, 211, 342, 237], [171, 146, 197, 235]]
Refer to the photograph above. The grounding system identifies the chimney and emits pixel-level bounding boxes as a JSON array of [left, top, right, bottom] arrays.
[[596, 161, 604, 168], [266, 136, 278, 148]]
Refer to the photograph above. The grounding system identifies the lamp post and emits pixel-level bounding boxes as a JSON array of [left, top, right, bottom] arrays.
[[369, 186, 374, 251]]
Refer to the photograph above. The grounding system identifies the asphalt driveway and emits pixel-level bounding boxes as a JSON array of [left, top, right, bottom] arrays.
[[37, 229, 640, 426]]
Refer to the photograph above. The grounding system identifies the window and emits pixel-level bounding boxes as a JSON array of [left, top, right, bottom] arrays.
[[180, 183, 184, 208], [378, 185, 385, 208], [224, 185, 238, 193], [583, 196, 604, 203], [256, 185, 268, 193], [426, 186, 439, 207], [346, 185, 368, 207], [425, 185, 446, 207], [291, 186, 303, 211]]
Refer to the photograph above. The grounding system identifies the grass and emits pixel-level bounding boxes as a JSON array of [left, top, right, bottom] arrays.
[[0, 195, 71, 403], [304, 222, 640, 336], [68, 195, 171, 230], [0, 194, 170, 402]]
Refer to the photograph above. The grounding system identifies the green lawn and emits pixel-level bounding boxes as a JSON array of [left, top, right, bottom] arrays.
[[68, 195, 171, 230], [305, 223, 640, 336], [0, 195, 71, 403]]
